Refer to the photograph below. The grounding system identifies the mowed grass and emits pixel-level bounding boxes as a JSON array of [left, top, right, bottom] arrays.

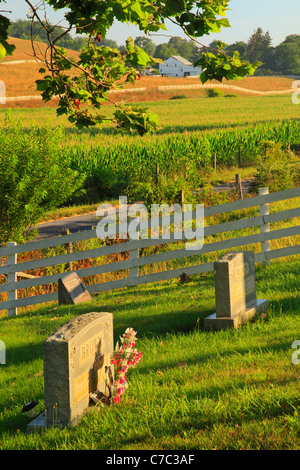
[[0, 257, 300, 450]]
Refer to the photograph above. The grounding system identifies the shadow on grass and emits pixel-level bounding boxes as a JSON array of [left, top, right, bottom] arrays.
[[61, 116, 289, 139], [0, 272, 215, 337], [5, 342, 43, 366], [135, 332, 298, 376]]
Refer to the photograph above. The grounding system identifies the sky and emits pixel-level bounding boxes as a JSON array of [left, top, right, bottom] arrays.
[[5, 0, 300, 47]]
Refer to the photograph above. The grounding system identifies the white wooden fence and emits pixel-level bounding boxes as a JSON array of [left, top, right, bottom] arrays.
[[0, 186, 300, 317]]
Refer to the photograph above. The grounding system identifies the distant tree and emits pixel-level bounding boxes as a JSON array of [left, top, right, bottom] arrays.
[[247, 28, 275, 74], [153, 36, 199, 62], [154, 43, 177, 61], [247, 27, 273, 69], [282, 34, 300, 47], [135, 36, 156, 56], [225, 41, 248, 60], [274, 42, 300, 75], [8, 19, 87, 51], [8, 19, 30, 39], [168, 36, 198, 61], [99, 38, 119, 49], [190, 44, 202, 63]]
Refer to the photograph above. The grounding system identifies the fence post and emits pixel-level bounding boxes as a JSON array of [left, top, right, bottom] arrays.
[[180, 189, 184, 205], [7, 241, 17, 317], [128, 245, 139, 279], [61, 228, 73, 271], [259, 187, 271, 263], [235, 173, 243, 200], [213, 153, 217, 170]]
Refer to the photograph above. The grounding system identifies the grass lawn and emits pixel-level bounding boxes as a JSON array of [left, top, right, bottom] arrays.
[[0, 256, 300, 450]]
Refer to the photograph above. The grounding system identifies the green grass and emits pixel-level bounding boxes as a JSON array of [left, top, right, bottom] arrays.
[[1, 258, 300, 450], [1, 95, 300, 139]]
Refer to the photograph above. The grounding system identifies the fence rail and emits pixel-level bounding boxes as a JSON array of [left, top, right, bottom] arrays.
[[1, 186, 299, 316]]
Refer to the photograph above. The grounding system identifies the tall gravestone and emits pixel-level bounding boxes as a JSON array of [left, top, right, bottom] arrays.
[[28, 312, 114, 432], [204, 251, 268, 330]]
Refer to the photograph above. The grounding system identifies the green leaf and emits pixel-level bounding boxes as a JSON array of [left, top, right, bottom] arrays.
[[199, 69, 208, 84], [135, 47, 153, 66], [126, 37, 135, 54], [0, 43, 5, 59], [36, 80, 50, 91], [131, 2, 146, 19]]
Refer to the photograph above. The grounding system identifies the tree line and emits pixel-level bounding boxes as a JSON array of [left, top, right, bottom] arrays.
[[8, 20, 300, 76]]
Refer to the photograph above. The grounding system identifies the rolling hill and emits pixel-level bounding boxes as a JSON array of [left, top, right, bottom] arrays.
[[0, 37, 80, 102]]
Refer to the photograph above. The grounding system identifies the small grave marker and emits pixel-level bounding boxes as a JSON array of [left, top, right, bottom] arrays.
[[58, 272, 92, 305], [28, 312, 114, 432], [204, 251, 268, 330]]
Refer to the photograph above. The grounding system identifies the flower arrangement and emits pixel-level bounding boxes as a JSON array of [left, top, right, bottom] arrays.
[[110, 328, 142, 404]]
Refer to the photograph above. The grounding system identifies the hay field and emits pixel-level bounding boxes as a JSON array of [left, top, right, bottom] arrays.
[[0, 37, 80, 100], [0, 38, 296, 107]]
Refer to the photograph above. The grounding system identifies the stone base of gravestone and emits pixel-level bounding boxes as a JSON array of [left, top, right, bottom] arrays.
[[204, 298, 268, 331], [27, 312, 114, 432], [27, 411, 46, 433], [204, 251, 268, 331]]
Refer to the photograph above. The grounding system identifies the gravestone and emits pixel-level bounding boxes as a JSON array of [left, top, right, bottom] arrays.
[[204, 251, 268, 330], [58, 272, 92, 305], [28, 312, 114, 432]]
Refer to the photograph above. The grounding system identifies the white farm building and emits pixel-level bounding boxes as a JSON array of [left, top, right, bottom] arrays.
[[159, 56, 202, 77]]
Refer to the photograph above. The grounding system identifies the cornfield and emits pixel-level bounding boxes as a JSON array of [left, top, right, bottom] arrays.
[[66, 118, 300, 198]]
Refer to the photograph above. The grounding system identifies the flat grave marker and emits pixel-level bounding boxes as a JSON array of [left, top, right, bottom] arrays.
[[58, 272, 92, 305]]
